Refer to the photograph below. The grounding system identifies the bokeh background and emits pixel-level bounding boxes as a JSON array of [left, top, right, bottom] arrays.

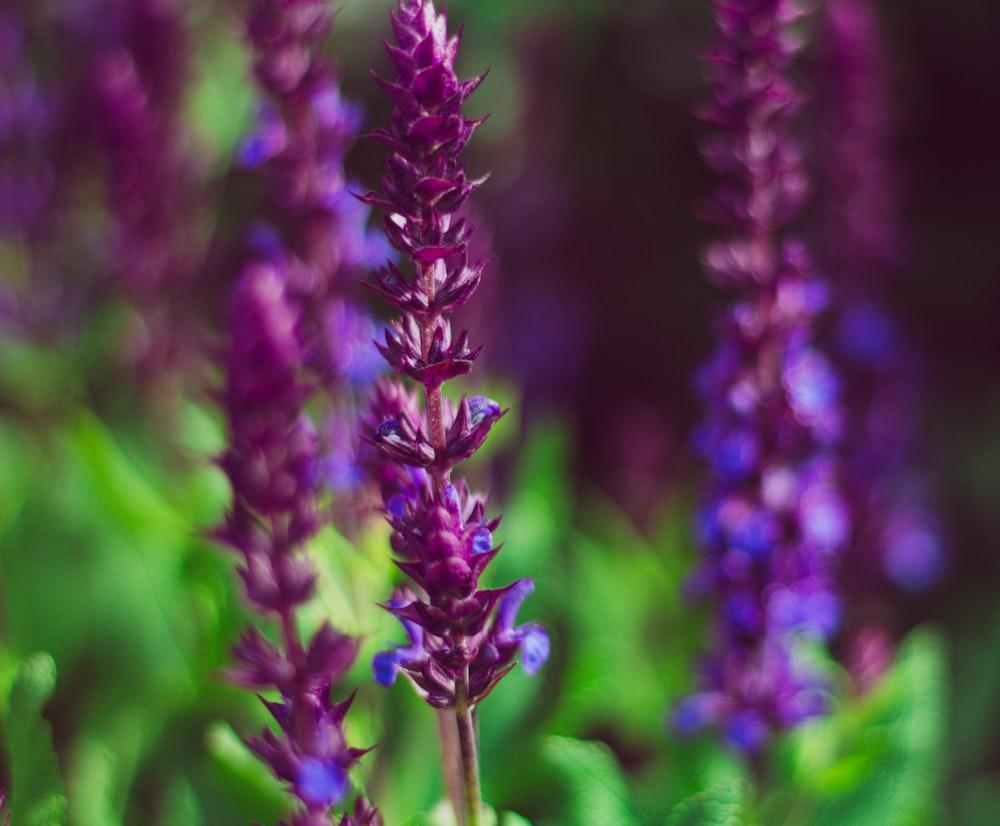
[[1, 0, 999, 824]]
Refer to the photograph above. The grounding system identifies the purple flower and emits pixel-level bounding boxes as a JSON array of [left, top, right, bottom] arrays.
[[678, 0, 849, 752], [296, 758, 349, 807], [373, 596, 427, 687], [214, 2, 384, 821], [814, 0, 945, 605], [216, 257, 378, 822], [362, 0, 547, 716], [242, 0, 385, 387]]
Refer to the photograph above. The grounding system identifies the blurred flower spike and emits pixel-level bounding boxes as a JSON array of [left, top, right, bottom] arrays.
[[677, 0, 850, 753]]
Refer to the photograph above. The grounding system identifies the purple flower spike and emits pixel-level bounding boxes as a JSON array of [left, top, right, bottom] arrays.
[[362, 0, 547, 718], [678, 0, 850, 753], [213, 1, 384, 822], [813, 0, 945, 623]]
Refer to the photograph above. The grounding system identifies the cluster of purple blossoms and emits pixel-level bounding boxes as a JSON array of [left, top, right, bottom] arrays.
[[0, 12, 55, 241], [216, 266, 379, 826], [675, 0, 850, 754], [362, 0, 549, 715], [238, 0, 390, 505], [814, 0, 944, 598], [1, 0, 202, 368], [0, 10, 76, 337], [87, 0, 192, 294], [214, 2, 384, 823], [239, 0, 387, 379], [85, 0, 202, 370]]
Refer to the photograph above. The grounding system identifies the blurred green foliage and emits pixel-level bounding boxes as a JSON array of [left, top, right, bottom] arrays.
[[0, 395, 958, 825]]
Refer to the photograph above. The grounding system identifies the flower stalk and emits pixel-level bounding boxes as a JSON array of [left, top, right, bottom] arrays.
[[362, 1, 549, 821]]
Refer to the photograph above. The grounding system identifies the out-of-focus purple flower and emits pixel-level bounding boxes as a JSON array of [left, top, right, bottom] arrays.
[[814, 0, 945, 604], [216, 256, 380, 824], [361, 0, 547, 712], [678, 0, 849, 753], [0, 14, 56, 238], [242, 0, 383, 321], [214, 2, 384, 819], [239, 0, 389, 519]]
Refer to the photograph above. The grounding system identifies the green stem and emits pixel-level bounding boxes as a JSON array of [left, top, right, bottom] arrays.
[[437, 709, 465, 825], [454, 671, 482, 826]]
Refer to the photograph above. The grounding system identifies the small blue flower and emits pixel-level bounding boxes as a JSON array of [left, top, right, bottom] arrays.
[[467, 396, 501, 426], [296, 756, 348, 807], [837, 303, 897, 366], [373, 648, 405, 687], [714, 428, 761, 482], [671, 692, 725, 736], [237, 104, 286, 168], [515, 624, 550, 675], [784, 346, 840, 426], [798, 483, 850, 550], [724, 710, 771, 756], [496, 579, 550, 674], [470, 527, 492, 555], [372, 602, 425, 687], [386, 493, 408, 518], [882, 511, 944, 592], [375, 419, 404, 443]]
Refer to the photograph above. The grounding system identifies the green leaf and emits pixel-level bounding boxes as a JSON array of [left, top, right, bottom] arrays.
[[546, 527, 677, 741], [5, 652, 67, 826], [664, 779, 747, 826], [205, 722, 287, 824], [156, 774, 205, 826], [400, 800, 498, 826], [949, 595, 1000, 773], [954, 773, 1000, 826], [791, 626, 948, 826], [539, 736, 636, 826]]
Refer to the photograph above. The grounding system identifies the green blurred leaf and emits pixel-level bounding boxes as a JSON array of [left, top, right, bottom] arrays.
[[5, 652, 67, 826], [539, 735, 635, 826], [954, 773, 1000, 826], [664, 779, 746, 826], [67, 410, 184, 538], [400, 799, 499, 826], [788, 626, 947, 826], [205, 722, 287, 824], [547, 526, 676, 741], [949, 596, 1000, 774], [156, 774, 205, 826], [185, 13, 254, 165], [0, 421, 41, 540]]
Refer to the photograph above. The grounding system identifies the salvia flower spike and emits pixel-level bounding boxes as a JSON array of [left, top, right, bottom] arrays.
[[676, 0, 850, 755], [815, 0, 945, 601], [363, 1, 548, 822], [215, 1, 383, 822], [242, 0, 389, 516], [218, 262, 380, 826]]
